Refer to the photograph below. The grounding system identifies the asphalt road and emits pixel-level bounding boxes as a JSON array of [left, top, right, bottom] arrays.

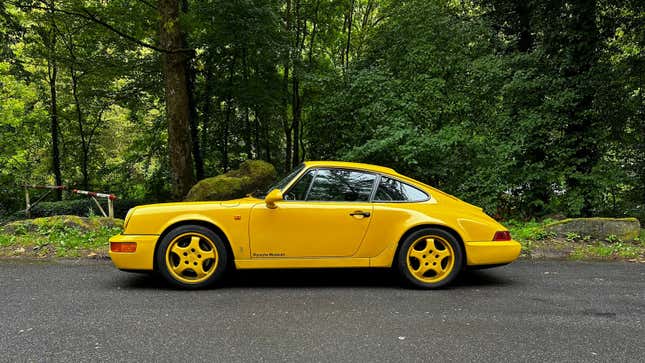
[[0, 259, 643, 362]]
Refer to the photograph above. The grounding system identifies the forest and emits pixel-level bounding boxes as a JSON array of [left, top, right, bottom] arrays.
[[0, 0, 643, 221]]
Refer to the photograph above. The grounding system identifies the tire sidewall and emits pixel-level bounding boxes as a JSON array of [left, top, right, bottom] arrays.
[[397, 228, 463, 289], [155, 225, 228, 289]]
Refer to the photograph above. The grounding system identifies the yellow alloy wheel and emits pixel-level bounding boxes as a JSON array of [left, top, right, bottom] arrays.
[[165, 232, 218, 284], [406, 235, 455, 284]]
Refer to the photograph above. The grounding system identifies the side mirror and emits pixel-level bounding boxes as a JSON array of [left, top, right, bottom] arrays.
[[265, 189, 283, 209]]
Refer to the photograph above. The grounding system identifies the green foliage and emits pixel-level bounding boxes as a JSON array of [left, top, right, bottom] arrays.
[[0, 0, 642, 222], [307, 0, 644, 218], [507, 218, 644, 261], [0, 215, 123, 257], [506, 219, 554, 242], [1, 198, 142, 225], [565, 232, 581, 242], [569, 242, 643, 261], [308, 0, 512, 214], [605, 234, 620, 244]]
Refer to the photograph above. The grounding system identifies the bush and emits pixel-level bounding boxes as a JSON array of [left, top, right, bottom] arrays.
[[1, 198, 143, 224], [0, 215, 124, 258], [2, 215, 123, 235]]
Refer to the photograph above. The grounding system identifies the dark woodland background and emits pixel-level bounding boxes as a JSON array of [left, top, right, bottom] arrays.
[[0, 0, 643, 220]]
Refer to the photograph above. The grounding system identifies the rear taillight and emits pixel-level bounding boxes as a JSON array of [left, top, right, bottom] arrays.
[[110, 242, 137, 253], [493, 231, 512, 241]]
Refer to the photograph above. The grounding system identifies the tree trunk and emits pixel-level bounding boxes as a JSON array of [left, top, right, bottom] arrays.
[[308, 0, 321, 65], [262, 111, 272, 164], [290, 0, 302, 167], [283, 69, 292, 171], [158, 0, 195, 199], [46, 28, 62, 200], [283, 0, 292, 171], [70, 66, 89, 190], [187, 61, 204, 180], [223, 101, 231, 172], [221, 54, 237, 172], [291, 76, 300, 167], [355, 0, 374, 58], [516, 2, 532, 52], [180, 0, 204, 181], [344, 0, 355, 72], [241, 47, 253, 158], [253, 109, 261, 160], [244, 107, 252, 158], [200, 64, 214, 173]]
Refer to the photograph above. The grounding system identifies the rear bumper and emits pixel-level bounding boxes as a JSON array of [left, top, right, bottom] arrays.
[[108, 234, 158, 271], [464, 240, 521, 266]]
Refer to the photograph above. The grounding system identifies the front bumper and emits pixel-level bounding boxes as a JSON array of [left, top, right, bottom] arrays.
[[108, 234, 159, 271], [464, 240, 521, 266]]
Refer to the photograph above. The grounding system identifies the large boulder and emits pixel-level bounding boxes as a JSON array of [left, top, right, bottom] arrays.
[[185, 160, 276, 201], [545, 217, 641, 242]]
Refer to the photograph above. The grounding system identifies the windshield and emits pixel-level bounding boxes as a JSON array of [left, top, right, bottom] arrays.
[[259, 163, 305, 197]]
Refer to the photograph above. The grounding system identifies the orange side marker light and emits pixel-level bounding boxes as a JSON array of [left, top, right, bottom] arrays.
[[110, 242, 137, 253]]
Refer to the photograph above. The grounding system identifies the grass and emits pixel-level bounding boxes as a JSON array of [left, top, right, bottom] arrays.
[[0, 215, 642, 262], [569, 241, 644, 260], [0, 215, 123, 258], [505, 219, 644, 262]]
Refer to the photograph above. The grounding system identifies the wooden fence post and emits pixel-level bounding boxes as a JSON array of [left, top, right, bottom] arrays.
[[108, 198, 114, 218], [25, 187, 31, 218]]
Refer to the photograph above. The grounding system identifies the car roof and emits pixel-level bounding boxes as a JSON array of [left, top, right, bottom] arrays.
[[303, 161, 399, 176], [301, 161, 470, 205], [301, 160, 462, 203]]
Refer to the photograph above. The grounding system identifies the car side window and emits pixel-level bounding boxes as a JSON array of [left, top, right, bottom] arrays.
[[283, 170, 315, 200], [374, 176, 428, 202], [306, 169, 376, 202]]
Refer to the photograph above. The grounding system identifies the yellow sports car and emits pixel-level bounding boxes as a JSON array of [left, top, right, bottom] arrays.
[[109, 161, 521, 289]]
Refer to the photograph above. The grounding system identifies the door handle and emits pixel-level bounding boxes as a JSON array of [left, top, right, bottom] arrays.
[[349, 211, 371, 217]]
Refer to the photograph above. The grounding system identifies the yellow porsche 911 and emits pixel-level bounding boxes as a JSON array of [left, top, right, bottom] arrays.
[[109, 161, 520, 289]]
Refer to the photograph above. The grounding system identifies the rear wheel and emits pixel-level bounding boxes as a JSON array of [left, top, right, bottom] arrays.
[[156, 225, 228, 289], [397, 228, 463, 289]]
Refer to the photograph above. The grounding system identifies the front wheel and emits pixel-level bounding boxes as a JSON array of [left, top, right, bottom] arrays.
[[397, 228, 463, 289], [156, 225, 228, 289]]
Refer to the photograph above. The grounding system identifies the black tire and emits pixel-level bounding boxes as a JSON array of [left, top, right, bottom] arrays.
[[155, 225, 228, 289], [396, 228, 464, 289]]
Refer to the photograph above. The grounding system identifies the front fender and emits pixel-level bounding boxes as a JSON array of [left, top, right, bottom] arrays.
[[124, 202, 253, 259]]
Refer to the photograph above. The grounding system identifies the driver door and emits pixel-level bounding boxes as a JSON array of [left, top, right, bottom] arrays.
[[249, 168, 377, 258]]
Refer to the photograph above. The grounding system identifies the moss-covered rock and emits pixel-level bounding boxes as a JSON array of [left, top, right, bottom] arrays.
[[185, 160, 277, 201], [545, 217, 641, 242]]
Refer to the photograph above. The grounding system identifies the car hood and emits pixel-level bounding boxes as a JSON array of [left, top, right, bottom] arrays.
[[125, 197, 261, 224], [131, 196, 261, 210]]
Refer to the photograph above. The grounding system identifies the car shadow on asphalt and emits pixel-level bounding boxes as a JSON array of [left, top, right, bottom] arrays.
[[113, 267, 517, 290]]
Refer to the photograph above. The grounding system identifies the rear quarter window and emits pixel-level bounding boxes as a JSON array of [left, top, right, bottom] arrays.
[[374, 176, 428, 202]]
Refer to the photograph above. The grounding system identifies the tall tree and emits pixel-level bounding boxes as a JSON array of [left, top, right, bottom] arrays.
[[44, 2, 62, 198], [158, 0, 195, 199]]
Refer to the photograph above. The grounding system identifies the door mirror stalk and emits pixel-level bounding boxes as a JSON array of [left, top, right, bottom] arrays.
[[265, 189, 283, 209]]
